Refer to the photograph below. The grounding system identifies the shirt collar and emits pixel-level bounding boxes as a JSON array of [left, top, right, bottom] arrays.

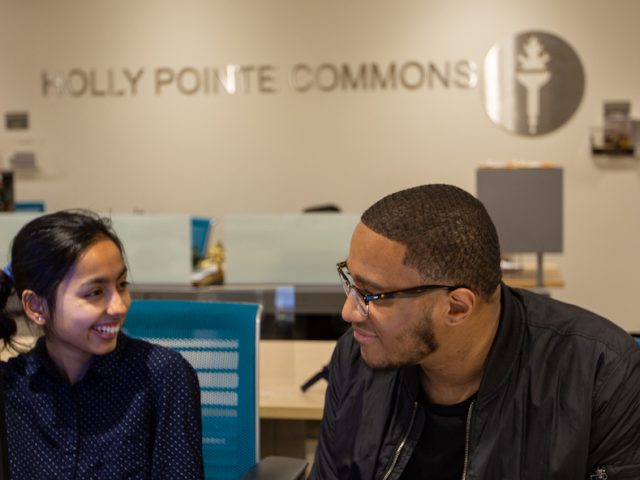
[[23, 332, 128, 382]]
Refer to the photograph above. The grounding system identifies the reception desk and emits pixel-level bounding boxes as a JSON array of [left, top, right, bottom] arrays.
[[130, 283, 348, 340], [130, 265, 563, 339]]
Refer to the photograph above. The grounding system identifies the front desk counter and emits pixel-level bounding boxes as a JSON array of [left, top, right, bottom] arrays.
[[130, 283, 349, 340], [130, 266, 563, 341]]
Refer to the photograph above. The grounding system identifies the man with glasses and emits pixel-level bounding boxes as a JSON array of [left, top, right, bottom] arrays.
[[309, 184, 640, 480]]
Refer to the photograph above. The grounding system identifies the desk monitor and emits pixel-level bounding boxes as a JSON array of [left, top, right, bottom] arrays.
[[476, 167, 563, 253]]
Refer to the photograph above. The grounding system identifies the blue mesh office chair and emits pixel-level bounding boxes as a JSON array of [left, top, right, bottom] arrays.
[[124, 299, 307, 480]]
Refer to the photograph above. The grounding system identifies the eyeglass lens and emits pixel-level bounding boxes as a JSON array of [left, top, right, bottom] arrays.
[[339, 270, 368, 317]]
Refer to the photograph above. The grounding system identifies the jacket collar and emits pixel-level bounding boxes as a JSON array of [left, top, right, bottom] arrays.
[[398, 283, 526, 404], [476, 283, 526, 402]]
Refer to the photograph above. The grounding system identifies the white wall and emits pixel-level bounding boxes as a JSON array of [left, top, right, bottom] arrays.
[[0, 0, 638, 330]]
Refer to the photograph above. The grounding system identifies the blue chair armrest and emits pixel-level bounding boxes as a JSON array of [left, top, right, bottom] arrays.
[[241, 456, 307, 480]]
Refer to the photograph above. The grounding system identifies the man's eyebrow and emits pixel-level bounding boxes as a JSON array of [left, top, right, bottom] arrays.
[[348, 265, 386, 292]]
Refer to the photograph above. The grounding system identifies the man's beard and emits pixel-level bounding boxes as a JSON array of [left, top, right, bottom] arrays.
[[361, 307, 439, 371]]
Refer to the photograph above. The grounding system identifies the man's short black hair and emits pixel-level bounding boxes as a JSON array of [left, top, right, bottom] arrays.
[[361, 184, 502, 299]]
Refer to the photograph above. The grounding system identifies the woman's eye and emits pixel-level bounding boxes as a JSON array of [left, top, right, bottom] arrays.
[[118, 280, 130, 290], [85, 289, 102, 299]]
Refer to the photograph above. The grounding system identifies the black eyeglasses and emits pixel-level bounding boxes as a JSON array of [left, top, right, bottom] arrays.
[[336, 261, 466, 318]]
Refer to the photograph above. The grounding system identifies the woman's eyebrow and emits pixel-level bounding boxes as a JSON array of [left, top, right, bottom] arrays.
[[79, 267, 128, 287]]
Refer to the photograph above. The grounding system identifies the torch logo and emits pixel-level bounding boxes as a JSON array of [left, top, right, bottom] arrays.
[[482, 31, 584, 136]]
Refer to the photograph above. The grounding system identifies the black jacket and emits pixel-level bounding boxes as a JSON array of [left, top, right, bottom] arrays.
[[310, 285, 640, 479]]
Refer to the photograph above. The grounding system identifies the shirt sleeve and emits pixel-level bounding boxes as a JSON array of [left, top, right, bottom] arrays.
[[151, 351, 205, 479], [308, 337, 347, 480], [588, 344, 640, 478]]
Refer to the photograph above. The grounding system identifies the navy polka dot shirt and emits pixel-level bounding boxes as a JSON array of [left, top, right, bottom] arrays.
[[1, 333, 204, 479]]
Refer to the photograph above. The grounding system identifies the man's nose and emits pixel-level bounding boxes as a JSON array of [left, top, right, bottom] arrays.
[[341, 291, 364, 324]]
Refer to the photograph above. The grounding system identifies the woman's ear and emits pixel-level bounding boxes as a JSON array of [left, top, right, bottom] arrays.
[[21, 290, 49, 326]]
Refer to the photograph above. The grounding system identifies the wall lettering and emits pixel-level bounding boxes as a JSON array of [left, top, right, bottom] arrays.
[[42, 68, 145, 97], [40, 60, 477, 98]]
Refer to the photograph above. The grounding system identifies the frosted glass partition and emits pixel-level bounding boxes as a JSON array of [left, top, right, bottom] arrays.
[[0, 213, 42, 264], [0, 213, 192, 285], [224, 213, 360, 284], [110, 214, 192, 284]]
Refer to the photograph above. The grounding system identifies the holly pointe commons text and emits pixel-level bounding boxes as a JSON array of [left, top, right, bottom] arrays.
[[40, 60, 479, 97]]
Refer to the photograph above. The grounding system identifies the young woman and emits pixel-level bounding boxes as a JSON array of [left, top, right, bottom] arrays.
[[0, 210, 204, 479]]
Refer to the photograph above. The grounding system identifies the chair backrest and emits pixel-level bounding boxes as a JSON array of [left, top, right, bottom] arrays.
[[123, 299, 261, 480]]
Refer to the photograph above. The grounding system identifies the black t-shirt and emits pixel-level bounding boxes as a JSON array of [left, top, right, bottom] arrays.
[[400, 393, 476, 480]]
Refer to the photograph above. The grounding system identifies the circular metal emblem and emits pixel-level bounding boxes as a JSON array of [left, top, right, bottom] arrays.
[[482, 31, 585, 136]]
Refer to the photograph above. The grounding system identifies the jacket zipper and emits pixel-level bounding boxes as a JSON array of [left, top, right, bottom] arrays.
[[382, 401, 418, 480], [589, 467, 608, 480], [460, 400, 475, 480]]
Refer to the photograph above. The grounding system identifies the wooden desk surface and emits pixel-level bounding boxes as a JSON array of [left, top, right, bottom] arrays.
[[502, 265, 564, 289], [259, 340, 335, 420]]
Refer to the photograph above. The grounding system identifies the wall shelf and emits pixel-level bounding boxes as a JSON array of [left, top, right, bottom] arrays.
[[590, 123, 639, 158], [591, 147, 635, 156]]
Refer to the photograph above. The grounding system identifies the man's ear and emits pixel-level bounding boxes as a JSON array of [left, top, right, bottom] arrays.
[[445, 288, 476, 325], [21, 290, 49, 326]]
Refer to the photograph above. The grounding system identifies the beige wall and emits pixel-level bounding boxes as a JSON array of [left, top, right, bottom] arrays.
[[0, 0, 639, 330]]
